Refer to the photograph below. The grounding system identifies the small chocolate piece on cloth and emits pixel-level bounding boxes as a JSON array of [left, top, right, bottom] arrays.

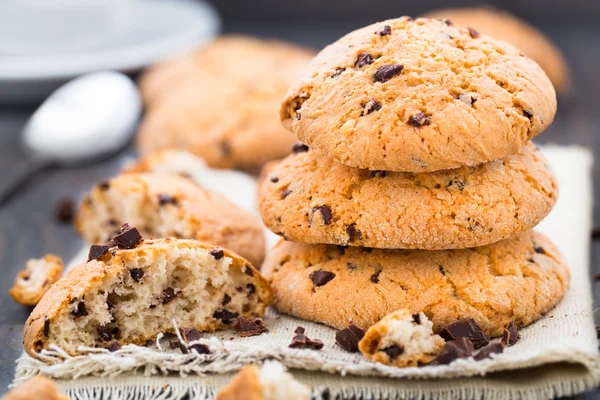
[[179, 327, 210, 355], [289, 326, 323, 350], [440, 318, 490, 348], [233, 316, 269, 337], [108, 223, 143, 249], [474, 342, 504, 361], [335, 322, 365, 353], [501, 321, 521, 346], [55, 198, 74, 223], [436, 338, 474, 364]]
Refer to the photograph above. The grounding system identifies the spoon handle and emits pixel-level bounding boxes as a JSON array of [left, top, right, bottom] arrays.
[[0, 159, 46, 207]]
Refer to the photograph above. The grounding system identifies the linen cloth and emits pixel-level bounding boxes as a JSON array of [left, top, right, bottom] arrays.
[[13, 145, 599, 400]]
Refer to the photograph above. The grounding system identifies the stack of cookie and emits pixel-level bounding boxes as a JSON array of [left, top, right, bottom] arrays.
[[258, 17, 569, 348]]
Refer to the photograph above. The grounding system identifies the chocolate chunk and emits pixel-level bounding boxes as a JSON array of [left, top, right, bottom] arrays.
[[245, 266, 254, 276], [220, 141, 232, 157], [158, 194, 178, 206], [88, 244, 110, 262], [162, 287, 179, 304], [181, 327, 202, 343], [441, 18, 453, 26], [98, 181, 110, 191], [436, 338, 474, 364], [233, 316, 269, 337], [110, 223, 142, 249], [440, 318, 490, 348], [43, 318, 50, 338], [149, 304, 156, 309], [407, 112, 431, 127], [187, 343, 210, 355], [213, 309, 239, 324], [355, 52, 374, 68], [596, 325, 600, 339], [129, 268, 144, 283], [474, 342, 504, 361], [210, 248, 224, 260], [72, 301, 88, 318], [533, 246, 546, 255], [270, 176, 279, 183], [501, 321, 520, 346], [331, 67, 345, 78], [108, 342, 121, 352], [458, 94, 476, 106], [98, 326, 119, 342], [370, 270, 381, 283], [373, 64, 404, 83], [377, 25, 392, 36], [55, 198, 74, 223], [361, 99, 381, 116], [383, 345, 404, 359], [335, 322, 365, 352], [412, 313, 421, 324], [222, 294, 232, 306], [310, 205, 332, 225], [246, 283, 256, 296], [289, 326, 323, 350], [309, 270, 336, 287], [292, 142, 309, 154], [522, 110, 534, 120], [467, 26, 480, 38], [346, 223, 363, 242], [281, 188, 292, 199], [369, 170, 387, 178], [296, 112, 302, 120], [447, 180, 465, 190]]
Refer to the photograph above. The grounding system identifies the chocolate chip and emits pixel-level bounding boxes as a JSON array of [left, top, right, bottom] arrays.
[[43, 318, 50, 338], [370, 270, 381, 283], [383, 345, 404, 359], [346, 223, 363, 242], [335, 322, 365, 352], [361, 99, 381, 116], [501, 321, 520, 346], [281, 188, 292, 199], [447, 180, 465, 190], [354, 52, 374, 68], [220, 141, 232, 157], [296, 112, 302, 120], [244, 266, 254, 276], [458, 94, 477, 106], [292, 142, 309, 154], [55, 198, 74, 223], [246, 283, 256, 296], [534, 246, 546, 254], [162, 287, 179, 304], [474, 342, 504, 361], [373, 64, 404, 83], [149, 305, 156, 309], [369, 170, 387, 178], [310, 205, 332, 225], [98, 326, 119, 342], [441, 18, 453, 26], [407, 112, 431, 127], [522, 110, 534, 120], [377, 25, 392, 36], [222, 294, 232, 306], [233, 316, 269, 337], [440, 318, 490, 348], [181, 327, 201, 343], [129, 268, 144, 283], [108, 342, 121, 352], [331, 67, 345, 78], [210, 248, 224, 260], [72, 301, 88, 318], [88, 244, 110, 262], [309, 270, 336, 287], [412, 313, 421, 324], [467, 26, 480, 38], [213, 309, 239, 324], [98, 181, 110, 191], [436, 337, 474, 364], [270, 176, 279, 183], [109, 223, 142, 249], [289, 326, 323, 350], [158, 194, 178, 206]]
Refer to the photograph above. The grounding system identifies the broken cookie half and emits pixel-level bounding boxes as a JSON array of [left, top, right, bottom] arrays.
[[216, 361, 311, 400], [24, 229, 273, 358], [359, 309, 445, 367]]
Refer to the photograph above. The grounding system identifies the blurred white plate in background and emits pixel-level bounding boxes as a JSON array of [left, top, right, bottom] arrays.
[[0, 0, 220, 103]]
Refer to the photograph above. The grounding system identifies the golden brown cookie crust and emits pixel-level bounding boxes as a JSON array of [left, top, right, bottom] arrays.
[[137, 35, 316, 170], [258, 143, 557, 250], [76, 172, 266, 267], [261, 230, 570, 337], [281, 17, 557, 172], [423, 8, 570, 95]]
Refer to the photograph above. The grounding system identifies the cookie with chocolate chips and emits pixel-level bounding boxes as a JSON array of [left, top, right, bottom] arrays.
[[281, 17, 556, 172], [261, 230, 569, 337], [258, 143, 557, 250]]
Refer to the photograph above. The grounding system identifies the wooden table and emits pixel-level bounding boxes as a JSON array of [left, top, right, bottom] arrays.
[[0, 23, 598, 398]]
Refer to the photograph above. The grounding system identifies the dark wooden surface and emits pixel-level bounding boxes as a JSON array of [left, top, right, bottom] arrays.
[[0, 19, 598, 398]]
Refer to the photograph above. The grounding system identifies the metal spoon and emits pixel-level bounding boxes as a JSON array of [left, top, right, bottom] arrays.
[[0, 71, 141, 205]]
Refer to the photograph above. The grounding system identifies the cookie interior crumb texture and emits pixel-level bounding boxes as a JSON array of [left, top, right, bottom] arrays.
[[76, 172, 265, 267], [9, 255, 64, 307], [24, 239, 273, 358], [359, 310, 445, 367]]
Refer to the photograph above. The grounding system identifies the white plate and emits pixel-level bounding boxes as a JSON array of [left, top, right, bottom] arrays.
[[0, 0, 220, 103]]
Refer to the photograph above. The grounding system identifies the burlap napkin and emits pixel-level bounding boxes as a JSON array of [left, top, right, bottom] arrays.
[[13, 146, 600, 400]]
